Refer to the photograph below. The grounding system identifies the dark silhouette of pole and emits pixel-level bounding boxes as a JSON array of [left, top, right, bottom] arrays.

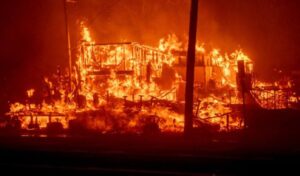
[[63, 0, 72, 90], [184, 0, 198, 136]]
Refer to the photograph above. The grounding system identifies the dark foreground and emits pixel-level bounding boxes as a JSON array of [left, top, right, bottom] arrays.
[[0, 133, 300, 175]]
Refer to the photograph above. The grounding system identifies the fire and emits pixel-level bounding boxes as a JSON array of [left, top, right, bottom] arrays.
[[159, 34, 182, 54], [251, 78, 299, 109], [9, 102, 25, 113], [81, 22, 93, 43], [26, 89, 35, 98], [6, 21, 298, 135]]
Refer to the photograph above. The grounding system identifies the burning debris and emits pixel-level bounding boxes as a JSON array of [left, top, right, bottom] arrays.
[[5, 22, 299, 135]]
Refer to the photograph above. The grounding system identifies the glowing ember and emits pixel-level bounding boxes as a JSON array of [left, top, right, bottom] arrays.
[[26, 89, 35, 98]]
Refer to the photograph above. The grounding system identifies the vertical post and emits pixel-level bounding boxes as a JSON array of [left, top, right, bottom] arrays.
[[63, 0, 72, 90], [123, 46, 126, 70], [139, 95, 143, 105], [237, 60, 247, 128], [273, 89, 276, 109], [184, 0, 199, 136], [226, 114, 229, 131], [123, 96, 127, 106], [115, 48, 117, 65]]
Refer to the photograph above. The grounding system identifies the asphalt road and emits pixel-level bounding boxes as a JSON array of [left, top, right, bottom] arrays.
[[0, 134, 299, 175]]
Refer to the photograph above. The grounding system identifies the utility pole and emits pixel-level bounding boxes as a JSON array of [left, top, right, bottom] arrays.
[[63, 0, 73, 90], [184, 0, 199, 137]]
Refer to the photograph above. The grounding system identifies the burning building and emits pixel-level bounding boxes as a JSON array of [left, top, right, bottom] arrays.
[[4, 21, 300, 136]]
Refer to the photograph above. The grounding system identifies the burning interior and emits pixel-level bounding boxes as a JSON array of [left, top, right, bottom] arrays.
[[5, 22, 300, 135]]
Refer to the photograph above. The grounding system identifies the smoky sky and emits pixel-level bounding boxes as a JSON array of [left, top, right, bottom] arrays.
[[0, 0, 300, 112]]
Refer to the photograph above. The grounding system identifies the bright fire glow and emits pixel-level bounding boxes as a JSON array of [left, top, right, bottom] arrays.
[[7, 22, 298, 134]]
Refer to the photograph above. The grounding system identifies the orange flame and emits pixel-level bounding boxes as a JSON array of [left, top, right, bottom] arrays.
[[8, 22, 298, 134]]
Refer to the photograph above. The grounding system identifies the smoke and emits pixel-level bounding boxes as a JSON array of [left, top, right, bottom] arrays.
[[75, 0, 190, 45], [74, 0, 239, 54]]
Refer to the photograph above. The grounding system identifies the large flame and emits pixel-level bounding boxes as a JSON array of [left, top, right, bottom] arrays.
[[7, 22, 298, 134]]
